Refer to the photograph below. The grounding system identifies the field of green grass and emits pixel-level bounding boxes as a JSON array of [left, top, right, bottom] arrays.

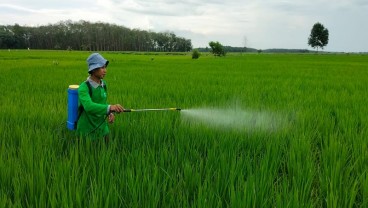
[[1, 50, 368, 207]]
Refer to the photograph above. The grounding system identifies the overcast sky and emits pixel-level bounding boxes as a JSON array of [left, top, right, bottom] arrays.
[[1, 0, 367, 52]]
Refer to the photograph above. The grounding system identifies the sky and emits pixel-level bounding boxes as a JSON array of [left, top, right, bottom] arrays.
[[1, 0, 367, 52]]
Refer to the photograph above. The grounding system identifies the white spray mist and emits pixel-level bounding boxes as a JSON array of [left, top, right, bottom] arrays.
[[180, 107, 286, 132]]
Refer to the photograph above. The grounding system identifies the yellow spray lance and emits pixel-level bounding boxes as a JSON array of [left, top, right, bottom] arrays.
[[123, 108, 181, 112]]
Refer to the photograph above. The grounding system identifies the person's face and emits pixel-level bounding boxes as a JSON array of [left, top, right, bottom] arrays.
[[92, 65, 107, 79]]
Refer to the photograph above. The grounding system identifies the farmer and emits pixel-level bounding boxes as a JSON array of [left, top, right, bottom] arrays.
[[76, 53, 124, 142]]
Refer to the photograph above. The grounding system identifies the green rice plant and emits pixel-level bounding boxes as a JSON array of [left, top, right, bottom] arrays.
[[1, 50, 368, 207]]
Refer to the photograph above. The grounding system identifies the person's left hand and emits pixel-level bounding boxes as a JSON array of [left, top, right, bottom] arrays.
[[108, 113, 115, 124]]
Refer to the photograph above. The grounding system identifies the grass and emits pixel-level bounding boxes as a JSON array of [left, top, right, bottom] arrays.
[[0, 50, 368, 207]]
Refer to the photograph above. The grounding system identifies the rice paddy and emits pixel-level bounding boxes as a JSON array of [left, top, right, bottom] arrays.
[[1, 50, 367, 207]]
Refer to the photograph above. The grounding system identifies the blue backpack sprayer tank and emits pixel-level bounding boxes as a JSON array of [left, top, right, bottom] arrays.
[[67, 85, 79, 130]]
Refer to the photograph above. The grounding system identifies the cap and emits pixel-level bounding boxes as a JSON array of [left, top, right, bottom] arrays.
[[86, 53, 109, 72]]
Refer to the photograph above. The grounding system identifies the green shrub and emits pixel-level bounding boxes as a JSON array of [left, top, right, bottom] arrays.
[[192, 49, 200, 59]]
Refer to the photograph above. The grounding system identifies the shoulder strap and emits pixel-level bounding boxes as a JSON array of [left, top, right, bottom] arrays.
[[85, 80, 93, 97]]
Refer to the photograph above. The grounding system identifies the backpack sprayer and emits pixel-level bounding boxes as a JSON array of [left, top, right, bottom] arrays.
[[66, 85, 181, 131]]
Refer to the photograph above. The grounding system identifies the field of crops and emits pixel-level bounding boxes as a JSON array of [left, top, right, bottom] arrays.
[[1, 50, 368, 207]]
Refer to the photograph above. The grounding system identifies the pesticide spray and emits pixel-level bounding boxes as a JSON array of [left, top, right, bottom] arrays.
[[120, 106, 283, 133], [180, 107, 287, 132]]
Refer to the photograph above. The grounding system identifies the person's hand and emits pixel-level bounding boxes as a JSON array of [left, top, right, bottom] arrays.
[[108, 113, 115, 123], [110, 104, 124, 113]]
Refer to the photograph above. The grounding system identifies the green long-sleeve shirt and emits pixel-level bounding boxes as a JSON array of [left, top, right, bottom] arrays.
[[76, 78, 110, 139]]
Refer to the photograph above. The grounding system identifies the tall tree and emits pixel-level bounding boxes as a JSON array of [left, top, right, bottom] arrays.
[[0, 20, 192, 52], [0, 26, 16, 48], [308, 22, 329, 52], [209, 41, 226, 56]]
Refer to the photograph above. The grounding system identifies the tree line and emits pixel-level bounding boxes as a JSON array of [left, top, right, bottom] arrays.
[[0, 20, 192, 52]]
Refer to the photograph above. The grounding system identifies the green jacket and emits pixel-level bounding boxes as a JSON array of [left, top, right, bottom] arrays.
[[76, 79, 109, 139]]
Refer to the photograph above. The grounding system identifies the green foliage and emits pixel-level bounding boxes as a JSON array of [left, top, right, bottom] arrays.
[[1, 50, 368, 207], [191, 49, 200, 59], [308, 22, 329, 51], [209, 41, 226, 56], [0, 21, 192, 52], [0, 26, 16, 48]]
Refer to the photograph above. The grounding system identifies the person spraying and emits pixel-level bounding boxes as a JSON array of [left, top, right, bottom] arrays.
[[76, 53, 124, 142]]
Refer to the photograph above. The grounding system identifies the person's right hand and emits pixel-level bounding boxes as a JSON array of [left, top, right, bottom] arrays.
[[110, 104, 124, 113]]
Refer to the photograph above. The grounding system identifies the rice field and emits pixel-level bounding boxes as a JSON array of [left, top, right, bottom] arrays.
[[1, 50, 368, 207]]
